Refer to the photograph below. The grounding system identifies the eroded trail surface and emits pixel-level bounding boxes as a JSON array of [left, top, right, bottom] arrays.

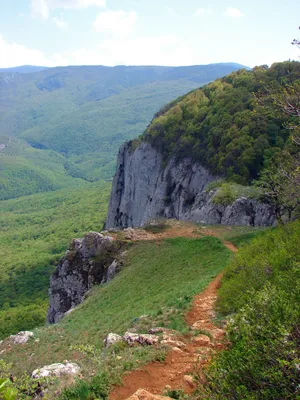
[[110, 222, 237, 400]]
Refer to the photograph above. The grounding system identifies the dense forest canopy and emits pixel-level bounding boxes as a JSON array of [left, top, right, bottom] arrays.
[[144, 61, 300, 184]]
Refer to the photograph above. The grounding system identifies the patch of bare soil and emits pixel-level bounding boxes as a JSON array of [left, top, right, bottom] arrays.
[[110, 220, 238, 253]]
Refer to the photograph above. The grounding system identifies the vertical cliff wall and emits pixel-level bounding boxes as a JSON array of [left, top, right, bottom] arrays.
[[106, 142, 275, 229]]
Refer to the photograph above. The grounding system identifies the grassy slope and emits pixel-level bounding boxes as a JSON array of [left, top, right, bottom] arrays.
[[0, 182, 111, 339], [201, 221, 300, 399], [0, 136, 87, 200], [2, 235, 231, 377]]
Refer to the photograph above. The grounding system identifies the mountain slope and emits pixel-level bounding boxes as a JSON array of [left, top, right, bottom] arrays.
[[106, 61, 299, 229], [0, 63, 246, 193], [0, 65, 49, 73], [144, 61, 300, 183], [0, 136, 87, 199]]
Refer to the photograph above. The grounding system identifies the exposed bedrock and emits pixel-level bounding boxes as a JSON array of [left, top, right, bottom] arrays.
[[47, 232, 123, 324], [106, 142, 275, 229]]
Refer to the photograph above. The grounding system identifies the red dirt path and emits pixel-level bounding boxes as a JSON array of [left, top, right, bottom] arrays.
[[109, 224, 237, 400]]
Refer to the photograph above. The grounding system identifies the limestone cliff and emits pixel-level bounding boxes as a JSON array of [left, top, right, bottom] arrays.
[[106, 142, 275, 229], [47, 232, 123, 324]]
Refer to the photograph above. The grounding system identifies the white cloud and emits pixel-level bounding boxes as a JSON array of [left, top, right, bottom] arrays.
[[224, 7, 245, 18], [53, 0, 106, 9], [194, 8, 212, 16], [52, 16, 68, 29], [31, 0, 106, 19], [0, 34, 51, 67], [93, 11, 137, 36], [0, 32, 195, 68], [65, 35, 194, 66], [31, 0, 49, 19]]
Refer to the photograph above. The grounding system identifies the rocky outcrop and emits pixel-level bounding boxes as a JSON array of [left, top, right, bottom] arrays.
[[104, 333, 123, 347], [123, 332, 159, 346], [47, 232, 123, 324], [10, 331, 34, 345], [125, 389, 173, 400], [32, 363, 80, 378], [106, 142, 275, 229]]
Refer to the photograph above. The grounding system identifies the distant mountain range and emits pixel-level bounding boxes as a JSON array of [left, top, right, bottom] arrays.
[[0, 65, 49, 73], [0, 62, 247, 200]]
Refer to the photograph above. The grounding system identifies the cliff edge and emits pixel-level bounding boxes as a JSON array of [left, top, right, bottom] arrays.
[[106, 142, 275, 229]]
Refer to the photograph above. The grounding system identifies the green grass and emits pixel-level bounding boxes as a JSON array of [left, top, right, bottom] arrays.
[[1, 236, 231, 377], [201, 221, 300, 399], [220, 226, 269, 247], [194, 224, 269, 248], [0, 181, 111, 339]]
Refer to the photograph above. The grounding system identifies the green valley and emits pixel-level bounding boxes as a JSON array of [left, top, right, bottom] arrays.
[[0, 63, 245, 196], [0, 182, 111, 339]]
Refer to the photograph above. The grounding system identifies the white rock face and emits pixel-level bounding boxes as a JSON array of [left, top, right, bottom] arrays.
[[104, 333, 123, 347], [10, 331, 34, 344], [106, 142, 276, 229], [32, 362, 80, 378]]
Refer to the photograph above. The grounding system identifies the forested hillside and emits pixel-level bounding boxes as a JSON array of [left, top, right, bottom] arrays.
[[0, 63, 244, 198], [0, 136, 86, 200], [145, 61, 300, 183]]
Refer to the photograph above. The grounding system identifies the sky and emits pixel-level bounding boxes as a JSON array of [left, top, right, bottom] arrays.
[[0, 0, 299, 68]]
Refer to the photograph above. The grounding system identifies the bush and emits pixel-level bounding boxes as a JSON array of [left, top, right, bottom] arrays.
[[212, 182, 260, 207]]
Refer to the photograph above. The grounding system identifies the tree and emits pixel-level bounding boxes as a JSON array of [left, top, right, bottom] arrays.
[[256, 28, 300, 224], [256, 153, 300, 224]]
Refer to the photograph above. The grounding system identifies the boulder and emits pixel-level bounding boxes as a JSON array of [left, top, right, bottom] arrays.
[[192, 334, 211, 347], [183, 375, 195, 387], [125, 389, 173, 400], [32, 362, 80, 379], [10, 331, 34, 344], [104, 333, 123, 347], [123, 332, 159, 346]]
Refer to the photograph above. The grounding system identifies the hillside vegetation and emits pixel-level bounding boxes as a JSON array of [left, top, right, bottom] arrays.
[[0, 136, 87, 200], [201, 220, 300, 399], [0, 63, 244, 194], [145, 61, 300, 183], [0, 182, 111, 339]]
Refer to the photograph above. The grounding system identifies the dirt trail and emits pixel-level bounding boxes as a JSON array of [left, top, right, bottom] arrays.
[[110, 222, 237, 400], [113, 220, 238, 254]]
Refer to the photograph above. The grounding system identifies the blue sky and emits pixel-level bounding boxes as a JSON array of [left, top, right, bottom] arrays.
[[0, 0, 299, 68]]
